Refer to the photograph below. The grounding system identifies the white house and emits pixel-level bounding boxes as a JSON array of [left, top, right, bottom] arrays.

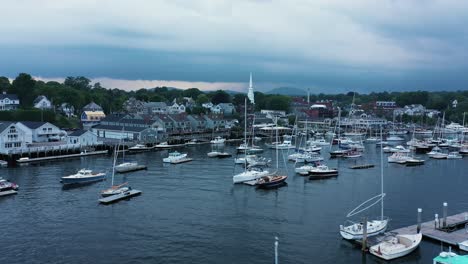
[[168, 102, 186, 114], [33, 95, 52, 109], [0, 122, 29, 154], [17, 121, 65, 143], [0, 92, 20, 111], [202, 102, 213, 109], [67, 130, 100, 146]]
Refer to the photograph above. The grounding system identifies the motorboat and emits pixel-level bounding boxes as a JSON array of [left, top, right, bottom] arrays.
[[207, 151, 222, 158], [447, 152, 462, 159], [233, 167, 271, 184], [0, 177, 19, 191], [295, 165, 316, 175], [163, 151, 188, 163], [390, 145, 410, 153], [340, 219, 388, 240], [388, 130, 408, 135], [369, 233, 422, 260], [458, 240, 468, 252], [210, 136, 226, 144], [365, 137, 379, 143], [388, 152, 411, 163], [128, 144, 153, 151], [387, 135, 404, 141], [307, 138, 330, 146], [0, 160, 7, 167], [329, 149, 349, 158], [433, 249, 467, 263], [269, 139, 295, 150], [155, 142, 172, 149], [288, 151, 323, 163], [185, 139, 199, 145], [256, 175, 287, 189], [405, 158, 425, 166], [428, 147, 448, 159], [236, 142, 249, 152], [61, 169, 106, 185], [309, 165, 338, 178], [343, 151, 362, 158], [114, 162, 145, 173]]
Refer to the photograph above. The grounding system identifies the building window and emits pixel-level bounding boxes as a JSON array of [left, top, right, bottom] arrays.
[[14, 142, 21, 147]]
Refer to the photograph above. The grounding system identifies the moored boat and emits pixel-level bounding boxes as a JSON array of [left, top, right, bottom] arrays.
[[0, 177, 19, 191], [128, 144, 154, 152], [61, 169, 106, 185], [255, 175, 287, 189], [369, 233, 422, 260], [163, 151, 188, 163]]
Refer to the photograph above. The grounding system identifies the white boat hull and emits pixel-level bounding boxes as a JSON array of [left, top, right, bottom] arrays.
[[369, 233, 422, 260]]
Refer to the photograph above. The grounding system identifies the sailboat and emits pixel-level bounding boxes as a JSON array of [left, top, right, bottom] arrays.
[[339, 126, 388, 240], [101, 143, 131, 197], [255, 115, 288, 189], [233, 98, 272, 184], [114, 143, 146, 173], [406, 128, 425, 166]]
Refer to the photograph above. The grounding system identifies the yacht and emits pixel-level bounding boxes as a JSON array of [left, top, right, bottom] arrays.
[[163, 151, 188, 163], [61, 169, 106, 185], [428, 147, 448, 159], [288, 152, 323, 163], [309, 165, 338, 177], [155, 142, 172, 149], [365, 137, 379, 143], [295, 165, 317, 175], [269, 139, 295, 150], [387, 135, 404, 141], [233, 167, 271, 184], [114, 162, 144, 173], [447, 152, 462, 159], [307, 138, 330, 146], [101, 183, 130, 197], [210, 136, 226, 144], [388, 152, 411, 163], [128, 144, 153, 152]]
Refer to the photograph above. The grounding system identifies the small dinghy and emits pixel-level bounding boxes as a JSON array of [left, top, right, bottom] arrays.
[[256, 175, 287, 189], [370, 233, 422, 260]]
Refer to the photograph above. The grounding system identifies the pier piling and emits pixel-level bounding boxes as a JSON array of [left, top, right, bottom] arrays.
[[362, 217, 368, 252], [443, 202, 448, 227], [435, 214, 439, 229], [417, 208, 422, 233], [274, 236, 279, 264]]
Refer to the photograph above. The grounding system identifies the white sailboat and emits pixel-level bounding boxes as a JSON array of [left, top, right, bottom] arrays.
[[101, 143, 130, 197], [339, 126, 388, 240]]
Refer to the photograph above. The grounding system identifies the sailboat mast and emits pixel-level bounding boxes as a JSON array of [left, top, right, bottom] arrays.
[[244, 98, 247, 144], [276, 116, 279, 170], [380, 125, 384, 220]]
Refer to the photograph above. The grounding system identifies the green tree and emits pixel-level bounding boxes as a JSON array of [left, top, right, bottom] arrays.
[[11, 73, 36, 107], [182, 88, 203, 99], [196, 94, 210, 105], [233, 93, 247, 106], [211, 90, 231, 104], [0, 76, 10, 92], [64, 76, 91, 90]]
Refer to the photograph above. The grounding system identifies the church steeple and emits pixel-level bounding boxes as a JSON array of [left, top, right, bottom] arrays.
[[247, 72, 255, 104]]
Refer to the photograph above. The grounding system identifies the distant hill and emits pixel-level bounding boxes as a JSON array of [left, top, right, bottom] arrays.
[[267, 87, 306, 96]]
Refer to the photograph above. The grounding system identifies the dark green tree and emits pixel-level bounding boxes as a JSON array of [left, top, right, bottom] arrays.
[[211, 90, 231, 104], [11, 73, 36, 107]]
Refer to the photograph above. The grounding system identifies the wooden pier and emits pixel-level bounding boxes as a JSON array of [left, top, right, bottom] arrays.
[[350, 164, 375, 169], [357, 212, 468, 250], [16, 150, 108, 164]]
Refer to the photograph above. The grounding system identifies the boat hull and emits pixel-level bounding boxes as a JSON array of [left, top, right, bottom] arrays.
[[61, 174, 106, 185]]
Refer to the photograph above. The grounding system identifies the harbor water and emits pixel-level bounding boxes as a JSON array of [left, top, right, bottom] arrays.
[[1, 141, 467, 263]]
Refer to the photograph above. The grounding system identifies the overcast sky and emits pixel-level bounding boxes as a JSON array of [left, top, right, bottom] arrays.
[[1, 0, 468, 93]]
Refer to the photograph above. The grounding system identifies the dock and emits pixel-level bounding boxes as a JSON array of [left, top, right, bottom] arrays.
[[350, 164, 375, 169], [16, 150, 108, 164], [99, 189, 142, 204], [0, 190, 18, 197], [357, 212, 468, 250], [170, 158, 193, 164]]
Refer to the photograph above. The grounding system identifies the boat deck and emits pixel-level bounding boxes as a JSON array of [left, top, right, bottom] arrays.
[[99, 189, 142, 204], [356, 212, 468, 249], [0, 190, 18, 197], [170, 158, 193, 164]]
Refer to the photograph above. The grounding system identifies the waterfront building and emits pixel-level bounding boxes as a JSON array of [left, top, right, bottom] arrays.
[[187, 114, 208, 132], [17, 121, 65, 143], [0, 92, 20, 111], [143, 102, 168, 114], [33, 95, 52, 110], [204, 115, 228, 129], [67, 130, 101, 147], [0, 121, 28, 154], [81, 102, 106, 130]]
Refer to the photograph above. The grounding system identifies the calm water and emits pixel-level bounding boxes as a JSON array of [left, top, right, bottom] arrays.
[[1, 140, 467, 264]]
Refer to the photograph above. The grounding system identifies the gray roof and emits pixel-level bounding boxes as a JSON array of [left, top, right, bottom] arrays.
[[33, 95, 48, 104], [68, 129, 88, 137], [19, 121, 46, 129], [0, 121, 13, 132], [92, 124, 149, 133], [83, 101, 103, 111], [0, 94, 19, 100], [144, 102, 167, 108]]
